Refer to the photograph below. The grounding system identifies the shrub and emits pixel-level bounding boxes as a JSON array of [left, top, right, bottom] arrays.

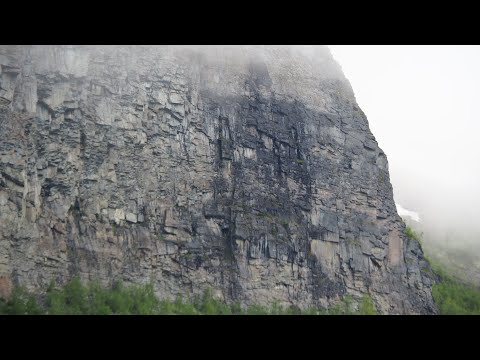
[[0, 287, 43, 315], [1, 279, 381, 315], [431, 264, 480, 315], [405, 228, 480, 315], [405, 226, 421, 242], [358, 294, 377, 315]]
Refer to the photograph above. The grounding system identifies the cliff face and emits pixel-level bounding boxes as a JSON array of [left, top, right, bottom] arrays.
[[0, 45, 436, 314]]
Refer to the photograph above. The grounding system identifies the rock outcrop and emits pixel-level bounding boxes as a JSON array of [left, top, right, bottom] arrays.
[[0, 45, 436, 314]]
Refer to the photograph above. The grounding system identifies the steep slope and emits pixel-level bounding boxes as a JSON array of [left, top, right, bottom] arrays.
[[0, 45, 436, 314]]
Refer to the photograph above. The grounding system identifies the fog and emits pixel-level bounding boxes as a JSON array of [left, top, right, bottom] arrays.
[[328, 45, 480, 249]]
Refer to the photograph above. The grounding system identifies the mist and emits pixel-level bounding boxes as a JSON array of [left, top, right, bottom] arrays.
[[329, 45, 480, 250]]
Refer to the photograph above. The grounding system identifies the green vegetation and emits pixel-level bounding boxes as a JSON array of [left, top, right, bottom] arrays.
[[257, 211, 271, 219], [280, 219, 289, 229], [0, 278, 162, 315], [431, 261, 480, 315], [326, 294, 378, 315], [358, 294, 377, 315], [0, 287, 44, 315], [326, 295, 355, 315], [45, 278, 160, 315], [347, 239, 362, 247], [407, 227, 480, 315], [0, 278, 378, 315], [405, 226, 421, 242]]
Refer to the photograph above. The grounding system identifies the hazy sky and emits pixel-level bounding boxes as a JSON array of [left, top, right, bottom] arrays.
[[328, 45, 480, 238]]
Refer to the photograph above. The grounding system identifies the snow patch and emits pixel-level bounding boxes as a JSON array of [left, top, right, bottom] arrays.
[[396, 203, 421, 223]]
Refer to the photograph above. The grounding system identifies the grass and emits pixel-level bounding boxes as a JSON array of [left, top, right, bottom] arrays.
[[406, 227, 480, 315], [0, 278, 378, 315], [430, 261, 480, 315], [358, 294, 377, 315]]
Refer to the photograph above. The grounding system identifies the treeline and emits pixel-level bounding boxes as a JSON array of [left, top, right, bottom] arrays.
[[4, 227, 480, 315], [0, 277, 377, 315]]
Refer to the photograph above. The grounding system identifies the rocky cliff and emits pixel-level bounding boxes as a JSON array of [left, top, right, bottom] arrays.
[[0, 45, 436, 314]]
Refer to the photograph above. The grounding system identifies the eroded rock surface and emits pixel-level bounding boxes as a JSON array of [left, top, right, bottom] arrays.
[[0, 45, 436, 313]]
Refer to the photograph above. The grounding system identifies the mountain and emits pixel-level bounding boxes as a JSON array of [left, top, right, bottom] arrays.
[[0, 45, 436, 314]]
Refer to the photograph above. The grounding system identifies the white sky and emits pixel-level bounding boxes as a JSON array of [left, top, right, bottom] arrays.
[[328, 45, 480, 237]]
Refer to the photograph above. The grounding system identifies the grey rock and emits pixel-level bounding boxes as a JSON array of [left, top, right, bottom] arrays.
[[126, 213, 137, 223], [0, 45, 436, 314]]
